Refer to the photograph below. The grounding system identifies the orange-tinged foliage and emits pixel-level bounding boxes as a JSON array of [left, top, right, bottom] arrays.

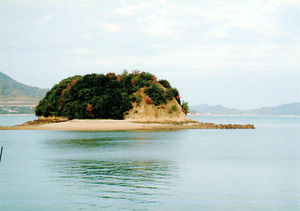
[[59, 97, 65, 110], [87, 104, 92, 112], [131, 78, 135, 86], [152, 75, 157, 82], [107, 72, 116, 78], [67, 79, 78, 90], [61, 79, 79, 95], [87, 104, 93, 117], [146, 98, 152, 104], [117, 75, 121, 82]]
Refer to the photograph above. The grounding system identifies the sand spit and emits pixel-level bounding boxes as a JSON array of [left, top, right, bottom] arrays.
[[0, 118, 255, 131]]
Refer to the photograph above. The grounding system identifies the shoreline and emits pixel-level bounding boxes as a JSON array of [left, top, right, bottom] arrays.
[[0, 119, 255, 131]]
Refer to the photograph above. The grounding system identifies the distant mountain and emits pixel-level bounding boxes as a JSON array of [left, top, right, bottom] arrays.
[[190, 104, 242, 115], [246, 103, 300, 115], [0, 72, 48, 103], [190, 103, 300, 116]]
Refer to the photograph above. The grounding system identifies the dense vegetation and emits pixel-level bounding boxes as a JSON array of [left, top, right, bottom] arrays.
[[35, 71, 189, 119]]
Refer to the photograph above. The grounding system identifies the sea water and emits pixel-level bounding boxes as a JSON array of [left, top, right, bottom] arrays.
[[0, 115, 299, 210]]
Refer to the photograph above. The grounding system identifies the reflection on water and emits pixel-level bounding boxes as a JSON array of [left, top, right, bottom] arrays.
[[44, 131, 176, 149], [50, 159, 178, 202], [48, 137, 148, 149], [42, 132, 180, 204]]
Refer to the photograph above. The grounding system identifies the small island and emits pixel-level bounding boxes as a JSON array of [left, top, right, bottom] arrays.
[[0, 71, 254, 130]]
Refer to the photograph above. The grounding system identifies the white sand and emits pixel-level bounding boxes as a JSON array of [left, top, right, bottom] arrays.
[[34, 119, 162, 131]]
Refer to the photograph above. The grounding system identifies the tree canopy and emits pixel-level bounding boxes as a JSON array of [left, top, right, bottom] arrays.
[[35, 71, 188, 119]]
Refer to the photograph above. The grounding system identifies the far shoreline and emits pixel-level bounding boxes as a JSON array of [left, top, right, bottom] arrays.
[[0, 114, 36, 116], [188, 114, 300, 118]]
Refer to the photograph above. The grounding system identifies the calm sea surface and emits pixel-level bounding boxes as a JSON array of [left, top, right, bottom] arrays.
[[0, 115, 299, 210]]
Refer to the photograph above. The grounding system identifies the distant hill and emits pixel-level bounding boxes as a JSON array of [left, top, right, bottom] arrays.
[[0, 72, 48, 114], [190, 104, 242, 115], [190, 103, 300, 116], [246, 103, 300, 115], [0, 72, 48, 103]]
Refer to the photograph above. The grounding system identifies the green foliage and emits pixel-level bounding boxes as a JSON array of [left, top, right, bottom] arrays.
[[35, 74, 132, 119], [136, 94, 142, 104], [165, 88, 179, 100], [139, 72, 154, 81], [181, 101, 189, 114], [171, 104, 177, 111], [131, 72, 154, 88], [35, 75, 82, 117], [35, 71, 186, 119], [168, 104, 177, 113], [144, 84, 166, 106], [129, 94, 136, 102], [158, 79, 171, 88]]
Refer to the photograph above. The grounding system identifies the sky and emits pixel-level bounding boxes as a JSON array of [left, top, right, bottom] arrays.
[[0, 0, 299, 109]]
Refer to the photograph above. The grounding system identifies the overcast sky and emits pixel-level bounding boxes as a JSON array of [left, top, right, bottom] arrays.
[[0, 0, 299, 109]]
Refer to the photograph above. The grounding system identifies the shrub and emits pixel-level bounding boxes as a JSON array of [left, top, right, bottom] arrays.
[[165, 88, 179, 100], [181, 101, 189, 114], [133, 72, 154, 88], [159, 79, 171, 88], [130, 94, 136, 102], [136, 94, 142, 104], [139, 72, 154, 81], [171, 104, 177, 111], [145, 84, 166, 106], [167, 105, 177, 114]]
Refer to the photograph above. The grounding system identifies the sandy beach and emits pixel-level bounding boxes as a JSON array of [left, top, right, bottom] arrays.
[[0, 119, 255, 131]]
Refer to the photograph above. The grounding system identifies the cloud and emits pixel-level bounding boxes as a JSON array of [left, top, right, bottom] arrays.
[[73, 42, 300, 76], [80, 34, 90, 39], [114, 2, 153, 16], [1, 0, 299, 106], [138, 15, 186, 37], [69, 48, 100, 55], [40, 15, 54, 24], [106, 0, 288, 40], [102, 23, 122, 32]]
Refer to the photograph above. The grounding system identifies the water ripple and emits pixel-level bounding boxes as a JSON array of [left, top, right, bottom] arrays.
[[49, 159, 179, 202]]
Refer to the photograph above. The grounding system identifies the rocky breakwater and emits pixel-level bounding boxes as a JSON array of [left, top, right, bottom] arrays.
[[191, 122, 255, 129], [131, 120, 255, 130]]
